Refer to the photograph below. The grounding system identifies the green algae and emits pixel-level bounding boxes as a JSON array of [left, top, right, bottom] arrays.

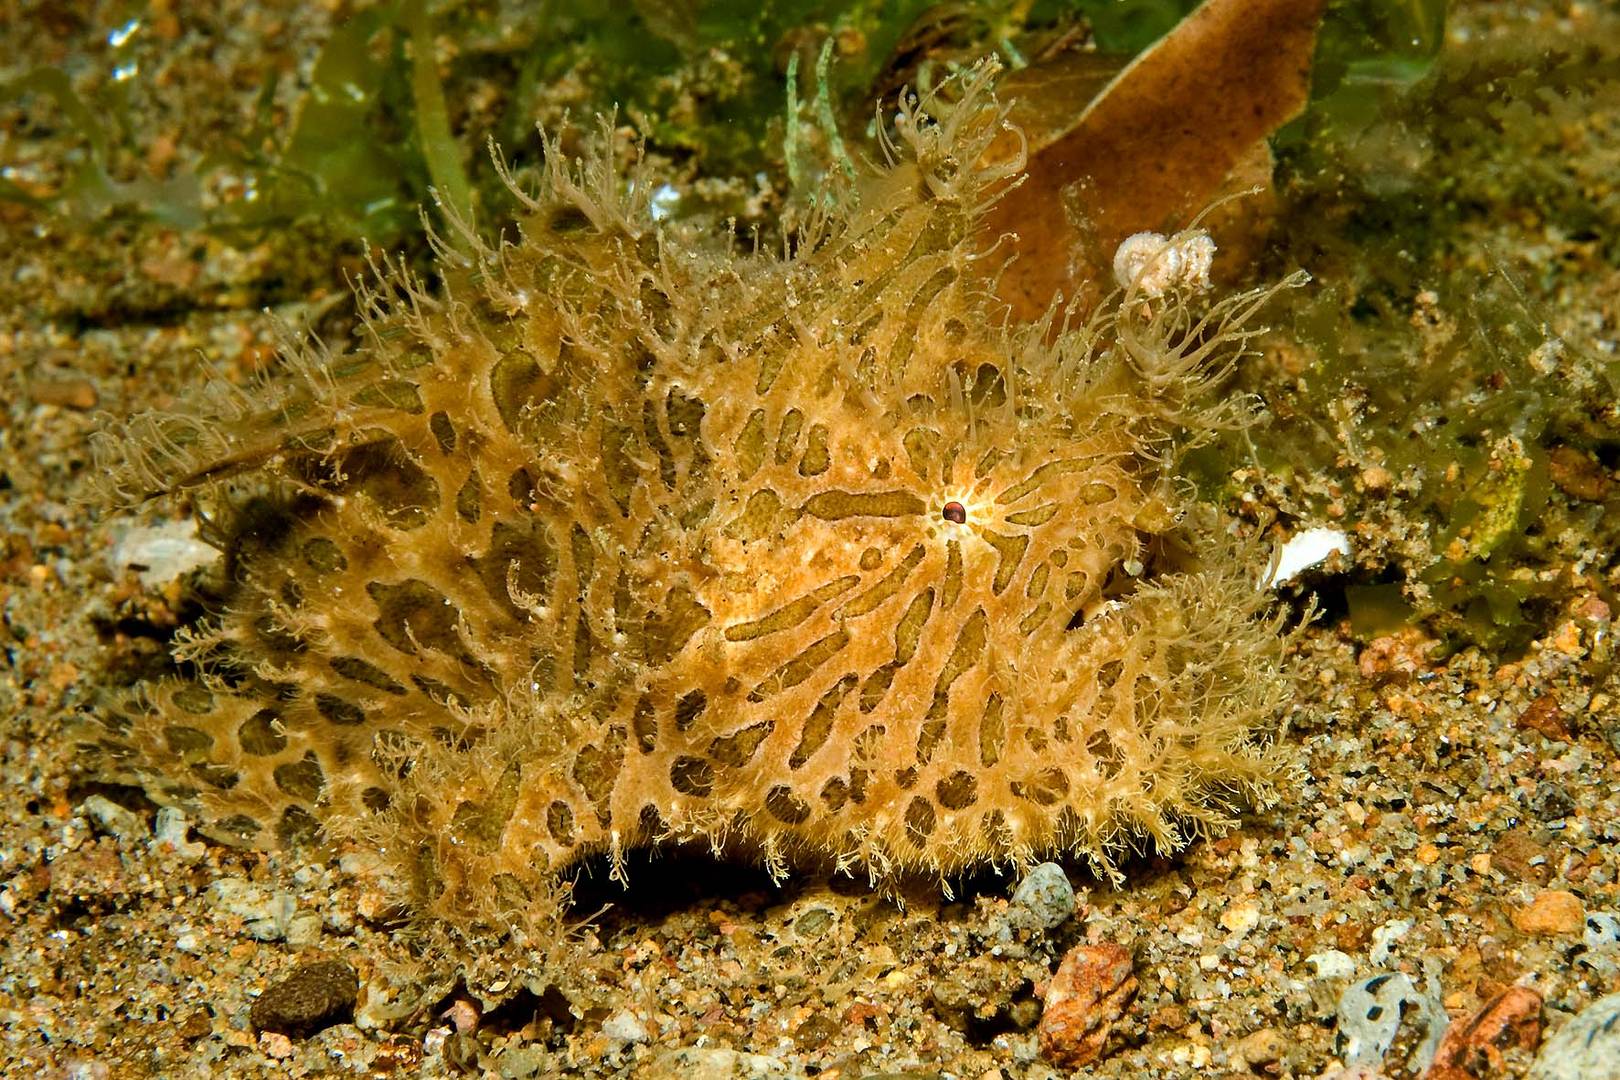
[[1237, 12, 1620, 650]]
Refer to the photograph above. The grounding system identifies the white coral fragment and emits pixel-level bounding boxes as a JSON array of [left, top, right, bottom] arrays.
[[1113, 229, 1217, 295]]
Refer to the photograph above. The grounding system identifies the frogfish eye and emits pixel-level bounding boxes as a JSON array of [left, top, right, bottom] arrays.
[[941, 501, 967, 524]]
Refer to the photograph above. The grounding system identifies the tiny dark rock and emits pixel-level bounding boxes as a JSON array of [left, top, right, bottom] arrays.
[[249, 958, 359, 1037], [1531, 780, 1575, 821]]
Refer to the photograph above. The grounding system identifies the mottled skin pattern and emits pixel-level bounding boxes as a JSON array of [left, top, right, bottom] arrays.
[[89, 68, 1294, 943]]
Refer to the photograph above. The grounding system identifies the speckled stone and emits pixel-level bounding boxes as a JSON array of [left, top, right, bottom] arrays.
[[249, 959, 359, 1038], [1009, 862, 1077, 930], [1529, 992, 1620, 1080]]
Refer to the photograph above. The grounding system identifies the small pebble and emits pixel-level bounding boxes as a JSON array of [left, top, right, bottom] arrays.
[[639, 1047, 798, 1079], [249, 958, 359, 1037], [1008, 862, 1076, 930], [80, 795, 148, 843], [1585, 911, 1620, 951], [207, 878, 295, 941], [1219, 900, 1260, 938], [1513, 890, 1585, 936], [603, 1007, 650, 1044], [285, 911, 323, 947], [442, 998, 479, 1034], [1336, 972, 1448, 1073], [496, 1046, 545, 1079], [109, 518, 217, 587], [1518, 695, 1572, 743], [1370, 917, 1412, 965], [259, 1031, 295, 1059], [1233, 1027, 1286, 1069], [1306, 949, 1357, 981], [27, 376, 98, 410], [1426, 985, 1542, 1080], [1037, 943, 1137, 1069], [151, 807, 206, 862]]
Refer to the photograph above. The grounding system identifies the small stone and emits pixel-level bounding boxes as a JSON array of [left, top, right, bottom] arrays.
[[1585, 911, 1620, 952], [1358, 629, 1434, 685], [793, 905, 835, 939], [27, 376, 99, 410], [1037, 943, 1137, 1069], [1336, 972, 1449, 1072], [1530, 781, 1575, 822], [1009, 862, 1077, 930], [1306, 950, 1357, 981], [151, 807, 206, 862], [636, 1047, 798, 1080], [442, 998, 479, 1034], [496, 1046, 545, 1079], [603, 1008, 650, 1044], [285, 911, 323, 948], [1370, 918, 1412, 965], [1546, 445, 1612, 502], [1267, 527, 1352, 587], [1573, 596, 1612, 625], [1335, 920, 1372, 953], [1528, 991, 1620, 1080], [259, 1031, 295, 1059], [1518, 695, 1571, 743], [175, 1008, 213, 1042], [47, 840, 129, 906], [930, 953, 1034, 1032], [1234, 1027, 1286, 1069], [1359, 465, 1393, 494], [249, 959, 359, 1037], [1426, 986, 1542, 1080], [1513, 890, 1585, 936], [207, 878, 295, 941], [1219, 900, 1260, 939], [109, 518, 218, 587], [80, 795, 148, 843]]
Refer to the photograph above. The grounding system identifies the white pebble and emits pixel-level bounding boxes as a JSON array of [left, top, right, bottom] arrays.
[[80, 795, 148, 842], [109, 518, 217, 587], [602, 1008, 650, 1044], [151, 807, 205, 862]]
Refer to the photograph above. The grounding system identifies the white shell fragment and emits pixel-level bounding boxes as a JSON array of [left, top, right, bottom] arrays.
[[110, 518, 217, 587], [1113, 229, 1217, 295], [1266, 527, 1352, 587]]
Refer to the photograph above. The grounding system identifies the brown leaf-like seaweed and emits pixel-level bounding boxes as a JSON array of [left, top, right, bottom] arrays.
[[982, 0, 1327, 319]]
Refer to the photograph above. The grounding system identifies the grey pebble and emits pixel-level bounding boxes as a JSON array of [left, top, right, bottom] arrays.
[[80, 795, 148, 842], [1008, 862, 1076, 930], [497, 1046, 546, 1079], [602, 1007, 649, 1043], [1530, 992, 1620, 1080], [207, 877, 295, 941]]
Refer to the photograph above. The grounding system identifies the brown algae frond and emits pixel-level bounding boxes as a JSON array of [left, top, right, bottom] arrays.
[[86, 65, 1300, 952]]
